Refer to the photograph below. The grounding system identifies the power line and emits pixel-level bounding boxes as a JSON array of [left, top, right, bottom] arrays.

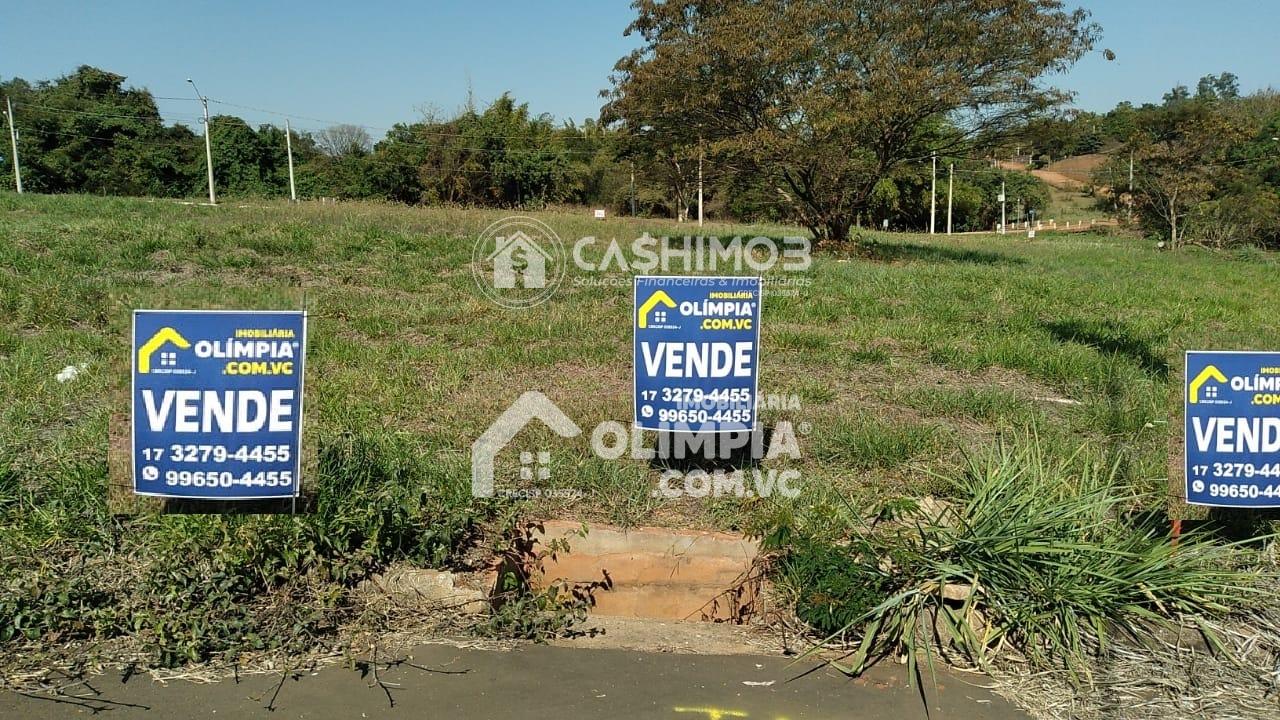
[[15, 97, 600, 146], [22, 100, 608, 158], [38, 116, 1278, 183], [14, 124, 206, 148], [12, 98, 1038, 166], [14, 101, 204, 123], [12, 91, 1277, 214], [6, 123, 593, 177], [17, 123, 605, 164], [205, 97, 605, 145]]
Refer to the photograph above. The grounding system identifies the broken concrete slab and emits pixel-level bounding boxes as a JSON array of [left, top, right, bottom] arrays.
[[361, 566, 488, 613]]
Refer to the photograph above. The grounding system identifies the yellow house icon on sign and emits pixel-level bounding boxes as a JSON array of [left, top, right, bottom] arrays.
[[1188, 364, 1227, 404], [137, 327, 191, 374], [637, 289, 676, 329]]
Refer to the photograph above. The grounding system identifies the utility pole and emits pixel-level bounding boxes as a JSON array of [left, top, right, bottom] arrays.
[[629, 163, 637, 216], [999, 179, 1007, 235], [285, 119, 297, 202], [697, 142, 704, 227], [4, 97, 22, 194], [946, 162, 953, 235], [929, 153, 937, 234], [187, 78, 216, 205], [1127, 150, 1134, 223]]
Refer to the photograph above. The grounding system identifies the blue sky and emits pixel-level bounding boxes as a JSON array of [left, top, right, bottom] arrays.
[[3, 1, 1277, 136]]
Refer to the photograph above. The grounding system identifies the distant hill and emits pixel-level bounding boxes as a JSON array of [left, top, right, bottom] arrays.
[[1042, 154, 1108, 186], [996, 154, 1108, 191]]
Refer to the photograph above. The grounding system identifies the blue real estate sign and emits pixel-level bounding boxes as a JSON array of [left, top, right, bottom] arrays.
[[132, 310, 308, 499], [634, 276, 761, 432], [1185, 350, 1280, 507]]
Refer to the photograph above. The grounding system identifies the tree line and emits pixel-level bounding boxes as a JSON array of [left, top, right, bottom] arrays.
[[1104, 81, 1279, 249], [2, 1, 1277, 248], [0, 63, 1054, 235], [0, 67, 630, 210]]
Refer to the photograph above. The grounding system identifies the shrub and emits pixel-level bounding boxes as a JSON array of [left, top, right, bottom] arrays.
[[779, 537, 891, 636], [767, 435, 1270, 686]]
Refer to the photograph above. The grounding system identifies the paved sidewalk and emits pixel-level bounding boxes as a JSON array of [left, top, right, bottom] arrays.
[[1, 644, 1027, 719]]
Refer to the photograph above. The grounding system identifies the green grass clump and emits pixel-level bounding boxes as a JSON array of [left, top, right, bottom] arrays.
[[777, 537, 890, 636], [769, 436, 1269, 684]]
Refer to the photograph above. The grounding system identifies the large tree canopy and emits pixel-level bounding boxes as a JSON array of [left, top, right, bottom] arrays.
[[603, 0, 1098, 242]]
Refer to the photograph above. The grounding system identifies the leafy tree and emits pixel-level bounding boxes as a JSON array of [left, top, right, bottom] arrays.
[[603, 0, 1097, 243], [1, 66, 200, 196], [1163, 85, 1192, 105], [1196, 73, 1240, 102], [1022, 115, 1088, 162], [1117, 94, 1248, 246], [208, 116, 269, 195], [1100, 102, 1139, 145], [364, 123, 428, 204], [360, 94, 615, 209], [867, 178, 901, 227]]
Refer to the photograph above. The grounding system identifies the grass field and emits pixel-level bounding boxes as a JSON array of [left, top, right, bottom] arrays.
[[2, 191, 1279, 674], [3, 192, 1279, 530], [1044, 183, 1108, 223]]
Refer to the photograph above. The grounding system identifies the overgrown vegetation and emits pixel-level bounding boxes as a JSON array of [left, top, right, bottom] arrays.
[[0, 67, 627, 211], [0, 430, 494, 667], [1, 193, 1278, 679], [770, 437, 1272, 686]]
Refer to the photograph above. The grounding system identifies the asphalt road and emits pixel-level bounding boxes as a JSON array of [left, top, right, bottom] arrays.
[[1, 644, 1027, 719]]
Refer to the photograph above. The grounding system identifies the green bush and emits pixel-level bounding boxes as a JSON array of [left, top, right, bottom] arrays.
[[779, 537, 890, 636]]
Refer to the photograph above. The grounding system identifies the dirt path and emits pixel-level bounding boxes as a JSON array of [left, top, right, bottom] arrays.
[[1029, 169, 1085, 191]]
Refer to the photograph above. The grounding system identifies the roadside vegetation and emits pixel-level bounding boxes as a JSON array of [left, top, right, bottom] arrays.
[[2, 2, 1279, 714], [772, 436, 1274, 672], [771, 437, 1279, 717], [1, 193, 1278, 687], [0, 426, 497, 668]]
